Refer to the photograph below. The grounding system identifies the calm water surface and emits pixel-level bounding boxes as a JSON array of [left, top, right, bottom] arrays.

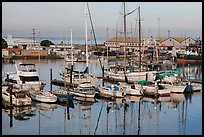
[[2, 59, 202, 135]]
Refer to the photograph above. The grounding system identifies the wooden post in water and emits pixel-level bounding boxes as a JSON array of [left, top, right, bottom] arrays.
[[8, 84, 13, 108], [67, 104, 70, 120], [70, 28, 73, 85], [50, 68, 52, 91], [70, 65, 73, 84], [8, 84, 13, 127], [102, 66, 104, 86], [9, 108, 13, 127]]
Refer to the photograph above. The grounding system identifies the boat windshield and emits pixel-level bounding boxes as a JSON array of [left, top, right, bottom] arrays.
[[19, 76, 39, 82]]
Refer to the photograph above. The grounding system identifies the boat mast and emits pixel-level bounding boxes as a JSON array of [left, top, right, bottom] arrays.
[[106, 27, 109, 62], [138, 6, 141, 72], [38, 31, 40, 63], [85, 2, 89, 69], [71, 29, 73, 66], [123, 2, 138, 73], [123, 2, 127, 73]]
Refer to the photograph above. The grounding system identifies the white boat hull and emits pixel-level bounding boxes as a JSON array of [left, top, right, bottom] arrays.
[[142, 85, 171, 97], [163, 84, 186, 93], [30, 91, 57, 103], [97, 86, 124, 98], [125, 84, 143, 96], [105, 70, 157, 82]]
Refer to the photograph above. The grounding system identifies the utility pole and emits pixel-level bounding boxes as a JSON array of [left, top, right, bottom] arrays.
[[33, 28, 36, 47]]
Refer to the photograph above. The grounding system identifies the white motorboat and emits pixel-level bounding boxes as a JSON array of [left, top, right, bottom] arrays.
[[4, 63, 46, 91], [30, 90, 57, 103]]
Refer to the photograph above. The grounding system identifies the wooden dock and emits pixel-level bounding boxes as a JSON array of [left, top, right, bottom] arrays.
[[51, 79, 78, 88]]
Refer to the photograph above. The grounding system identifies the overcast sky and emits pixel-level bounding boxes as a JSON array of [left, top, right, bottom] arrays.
[[2, 2, 202, 39]]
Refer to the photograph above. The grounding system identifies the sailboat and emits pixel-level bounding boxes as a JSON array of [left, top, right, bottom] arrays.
[[60, 28, 98, 86], [69, 2, 98, 98], [104, 3, 157, 83]]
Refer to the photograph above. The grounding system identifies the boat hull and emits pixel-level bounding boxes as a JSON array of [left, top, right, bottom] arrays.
[[124, 84, 143, 96], [30, 91, 57, 103], [105, 70, 157, 82], [97, 86, 124, 98], [163, 84, 187, 93], [2, 90, 31, 107]]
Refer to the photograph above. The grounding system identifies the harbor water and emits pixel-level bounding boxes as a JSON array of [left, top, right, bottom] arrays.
[[2, 59, 202, 135]]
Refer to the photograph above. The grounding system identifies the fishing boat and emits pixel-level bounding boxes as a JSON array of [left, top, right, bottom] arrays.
[[4, 63, 46, 91], [30, 90, 57, 103], [2, 85, 31, 107]]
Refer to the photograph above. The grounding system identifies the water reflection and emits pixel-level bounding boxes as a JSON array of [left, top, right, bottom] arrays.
[[2, 106, 36, 127], [2, 90, 200, 135], [2, 61, 202, 135], [32, 101, 58, 111]]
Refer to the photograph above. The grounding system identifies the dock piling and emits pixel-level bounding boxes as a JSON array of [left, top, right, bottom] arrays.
[[50, 68, 53, 91], [8, 84, 13, 108]]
